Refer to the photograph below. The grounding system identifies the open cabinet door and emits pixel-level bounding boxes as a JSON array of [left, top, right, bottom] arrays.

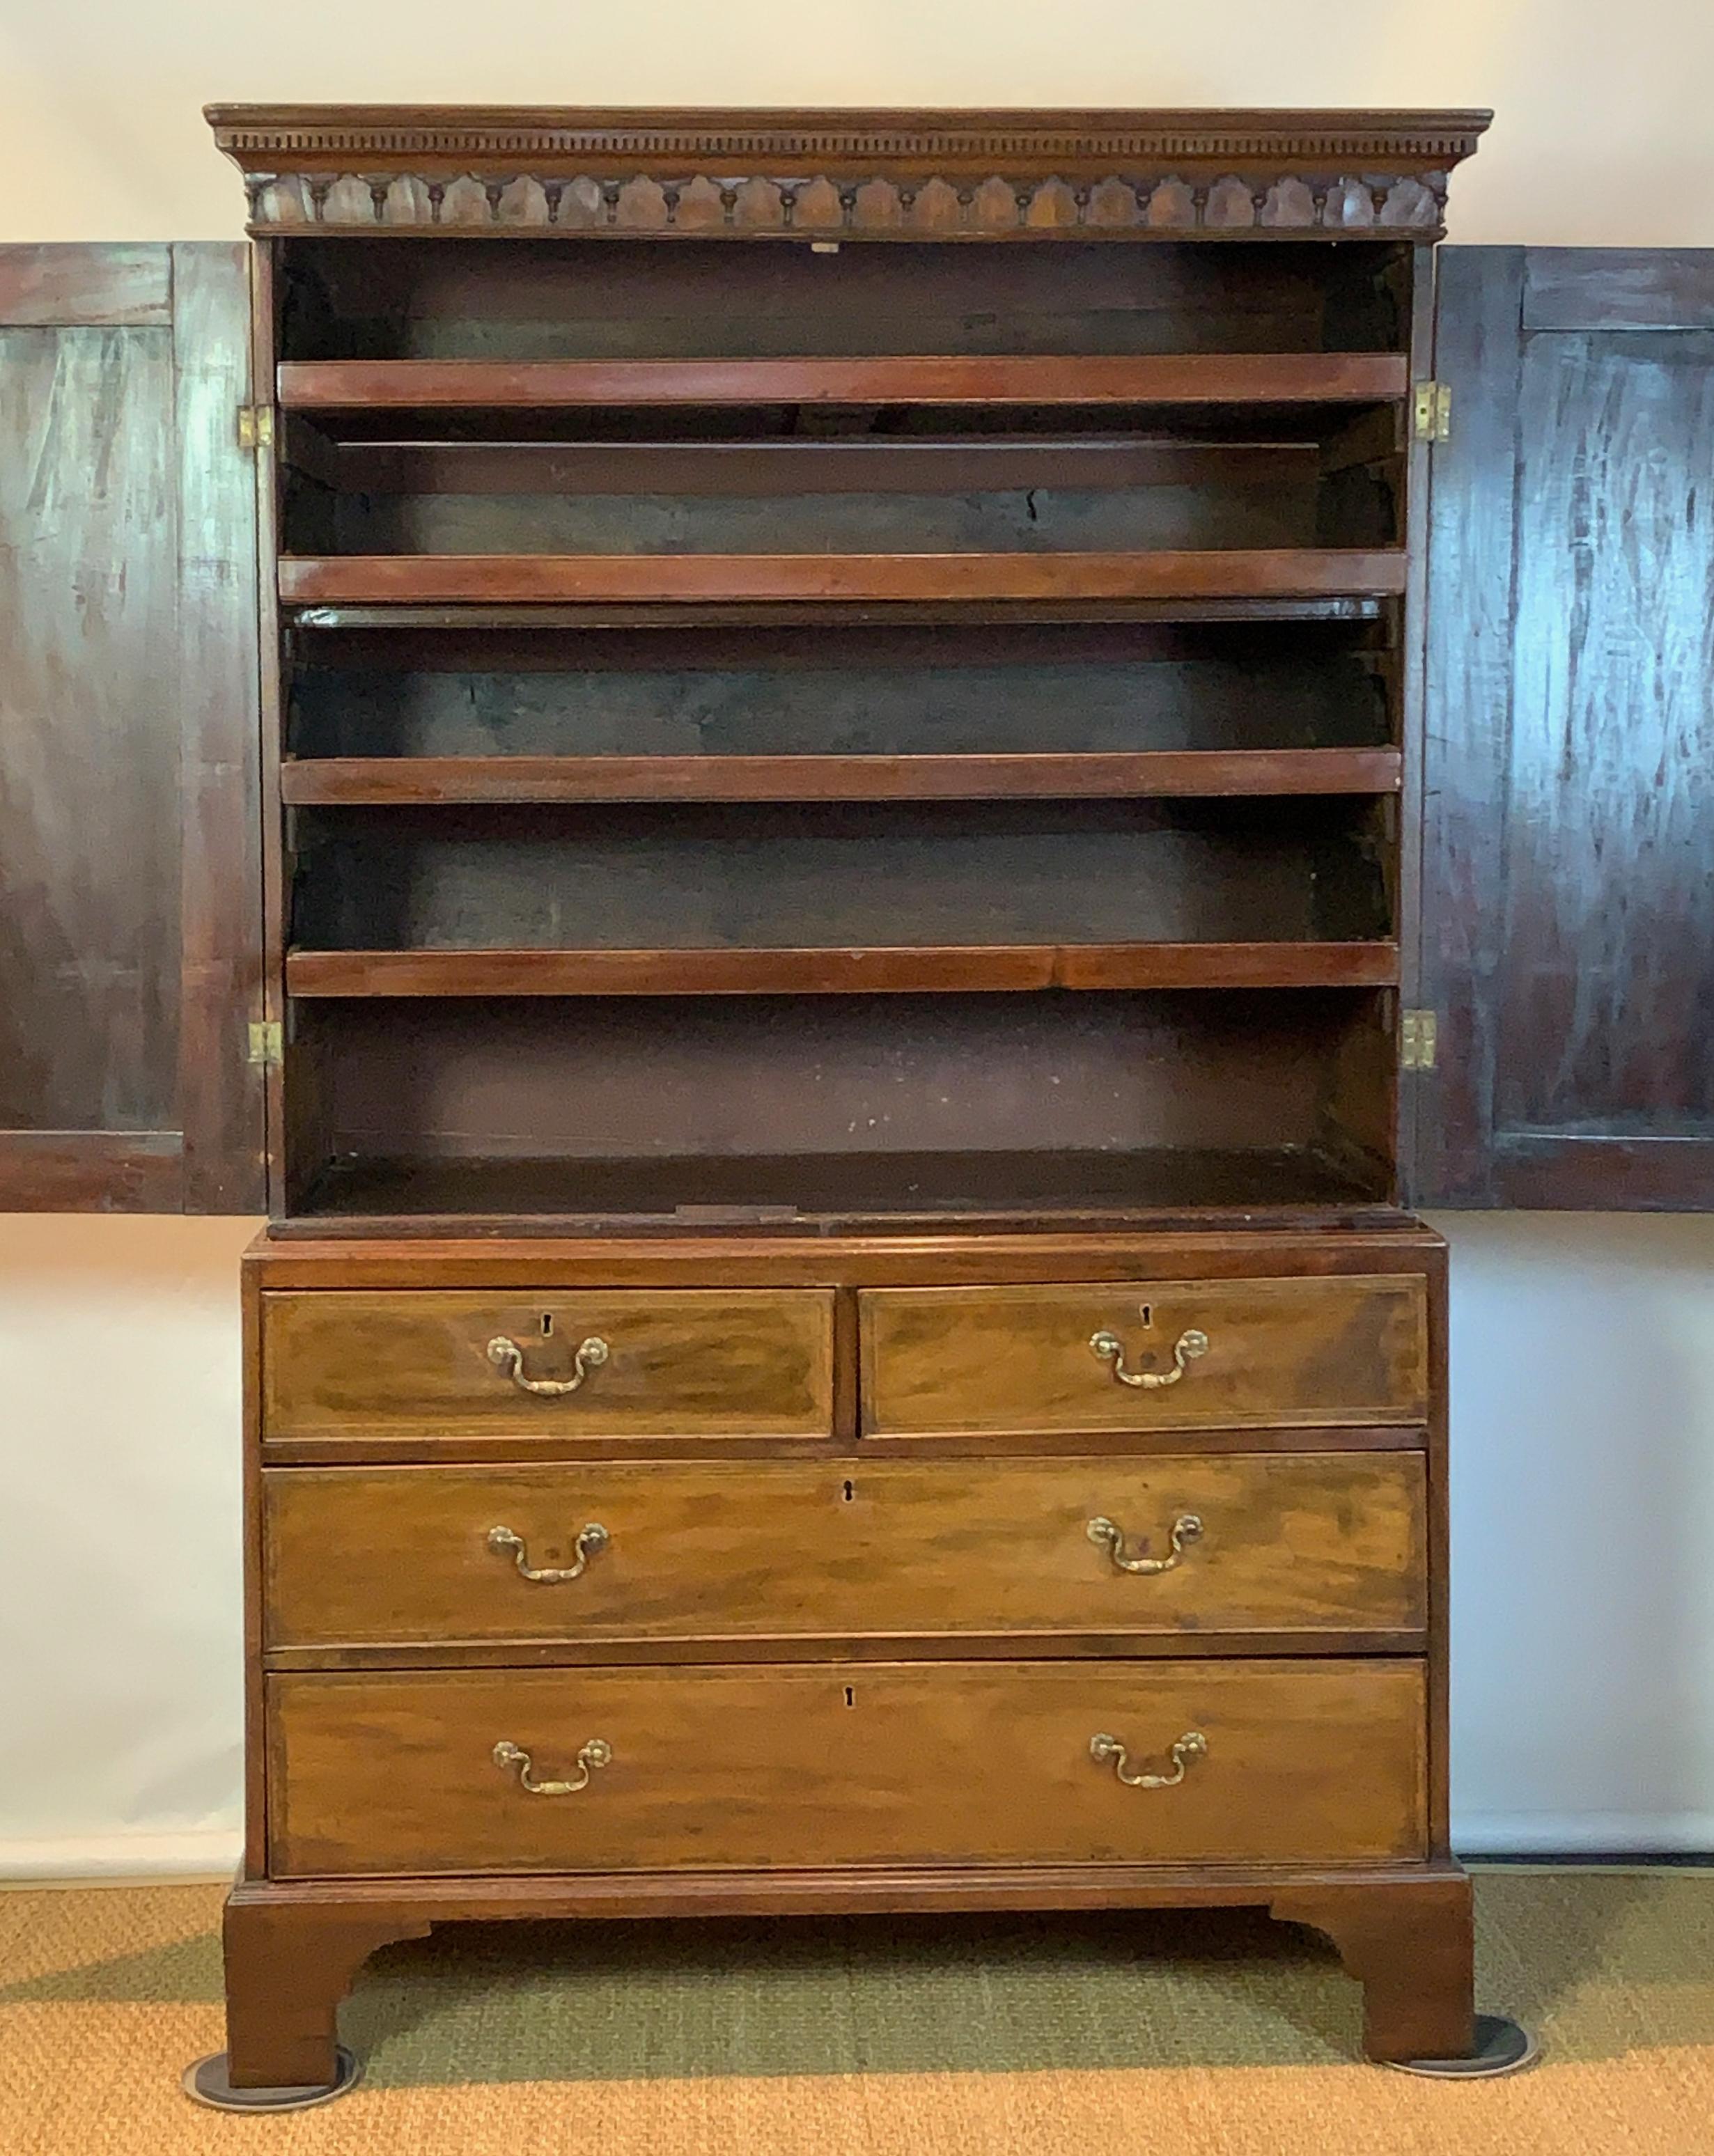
[[0, 244, 263, 1211], [1413, 247, 1714, 1208]]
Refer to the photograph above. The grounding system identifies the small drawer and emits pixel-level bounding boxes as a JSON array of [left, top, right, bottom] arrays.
[[263, 1453, 1427, 1650], [262, 1289, 834, 1442], [267, 1659, 1428, 1877], [860, 1276, 1428, 1437]]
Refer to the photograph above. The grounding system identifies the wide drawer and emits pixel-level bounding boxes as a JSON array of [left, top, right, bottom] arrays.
[[263, 1453, 1427, 1650], [267, 1659, 1427, 1877], [261, 1289, 835, 1441], [860, 1276, 1428, 1436]]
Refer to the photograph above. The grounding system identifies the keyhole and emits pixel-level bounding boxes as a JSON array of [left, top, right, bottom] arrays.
[[540, 1313, 554, 1337], [841, 1479, 855, 1503], [1137, 1304, 1152, 1329], [843, 1686, 856, 1708]]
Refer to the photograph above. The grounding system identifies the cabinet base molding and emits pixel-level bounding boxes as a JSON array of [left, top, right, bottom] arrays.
[[215, 1864, 1475, 2085]]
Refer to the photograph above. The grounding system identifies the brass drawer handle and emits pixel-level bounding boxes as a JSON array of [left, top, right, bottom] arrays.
[[487, 1333, 609, 1397], [492, 1737, 612, 1796], [1086, 1511, 1203, 1575], [487, 1522, 609, 1583], [1089, 1729, 1208, 1790], [1089, 1325, 1208, 1389]]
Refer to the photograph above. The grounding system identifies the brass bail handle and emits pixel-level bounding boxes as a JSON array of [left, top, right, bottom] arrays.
[[1086, 1512, 1203, 1575], [1089, 1730, 1208, 1790], [488, 1333, 609, 1397], [487, 1522, 609, 1584], [1089, 1325, 1209, 1390], [492, 1738, 612, 1797]]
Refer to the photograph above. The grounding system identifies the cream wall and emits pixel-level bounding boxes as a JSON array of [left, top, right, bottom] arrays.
[[3, 1, 1714, 1870], [1, 0, 1713, 245]]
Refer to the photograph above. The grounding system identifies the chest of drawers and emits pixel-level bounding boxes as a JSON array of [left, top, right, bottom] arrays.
[[219, 1223, 1472, 2091]]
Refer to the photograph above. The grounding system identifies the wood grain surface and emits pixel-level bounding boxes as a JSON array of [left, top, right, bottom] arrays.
[[262, 1287, 835, 1440], [263, 1451, 1427, 1649], [267, 1657, 1427, 1876], [861, 1275, 1427, 1435]]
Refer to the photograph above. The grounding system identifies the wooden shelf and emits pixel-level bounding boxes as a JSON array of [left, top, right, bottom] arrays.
[[281, 749, 1403, 807], [276, 352, 1410, 413], [289, 596, 1388, 632], [285, 942, 1399, 998], [286, 1144, 1390, 1233], [278, 550, 1408, 607]]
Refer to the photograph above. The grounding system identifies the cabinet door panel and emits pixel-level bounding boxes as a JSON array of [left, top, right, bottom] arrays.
[[0, 243, 263, 1210], [1417, 247, 1714, 1208]]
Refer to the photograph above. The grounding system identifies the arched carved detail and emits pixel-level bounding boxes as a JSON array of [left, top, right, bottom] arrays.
[[208, 109, 1486, 240]]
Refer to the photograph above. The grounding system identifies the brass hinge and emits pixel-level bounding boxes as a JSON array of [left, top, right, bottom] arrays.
[[1412, 381, 1451, 444], [1401, 1010, 1438, 1072], [246, 1020, 283, 1068], [237, 404, 274, 451]]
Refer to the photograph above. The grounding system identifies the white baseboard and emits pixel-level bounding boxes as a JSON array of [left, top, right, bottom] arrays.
[[0, 1829, 242, 1880], [1454, 1811, 1714, 1855]]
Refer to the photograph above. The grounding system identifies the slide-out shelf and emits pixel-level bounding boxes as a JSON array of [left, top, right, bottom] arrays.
[[277, 549, 1408, 607], [276, 352, 1412, 416], [283, 942, 1400, 999], [280, 749, 1403, 807]]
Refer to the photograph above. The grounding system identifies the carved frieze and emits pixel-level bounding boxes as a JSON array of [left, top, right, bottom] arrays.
[[207, 108, 1490, 240]]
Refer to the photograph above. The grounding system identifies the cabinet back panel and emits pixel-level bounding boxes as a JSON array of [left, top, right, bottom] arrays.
[[280, 239, 1410, 361], [290, 623, 1391, 759], [321, 469, 1350, 558], [289, 801, 1392, 952], [304, 988, 1389, 1169]]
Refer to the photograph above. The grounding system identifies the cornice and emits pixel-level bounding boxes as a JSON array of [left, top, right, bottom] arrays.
[[205, 104, 1490, 240]]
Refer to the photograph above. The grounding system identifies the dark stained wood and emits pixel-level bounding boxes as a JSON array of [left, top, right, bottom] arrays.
[[0, 253, 182, 1207], [279, 549, 1409, 607], [282, 1146, 1392, 1233], [0, 242, 263, 1212], [267, 1659, 1427, 1877], [286, 987, 1398, 1223], [1524, 248, 1714, 331], [278, 352, 1410, 411], [1417, 247, 1714, 1207], [293, 598, 1387, 632], [332, 438, 1333, 500], [172, 243, 267, 1211], [281, 749, 1403, 806], [286, 944, 1398, 999], [0, 242, 171, 326], [208, 104, 1488, 244], [0, 1132, 184, 1211]]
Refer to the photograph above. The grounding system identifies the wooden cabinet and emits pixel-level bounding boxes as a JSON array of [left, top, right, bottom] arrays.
[[193, 104, 1493, 2093], [8, 237, 1712, 1219]]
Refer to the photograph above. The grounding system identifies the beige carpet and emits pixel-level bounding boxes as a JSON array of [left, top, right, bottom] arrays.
[[4, 1870, 1714, 2154]]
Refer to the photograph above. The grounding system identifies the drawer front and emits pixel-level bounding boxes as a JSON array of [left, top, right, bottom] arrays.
[[262, 1289, 835, 1441], [264, 1453, 1426, 1649], [267, 1659, 1427, 1877], [861, 1276, 1428, 1436]]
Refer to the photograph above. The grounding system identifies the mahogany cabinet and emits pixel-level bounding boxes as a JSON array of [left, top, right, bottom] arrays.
[[172, 104, 1502, 2099], [13, 106, 1709, 2100], [11, 236, 1714, 1215]]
